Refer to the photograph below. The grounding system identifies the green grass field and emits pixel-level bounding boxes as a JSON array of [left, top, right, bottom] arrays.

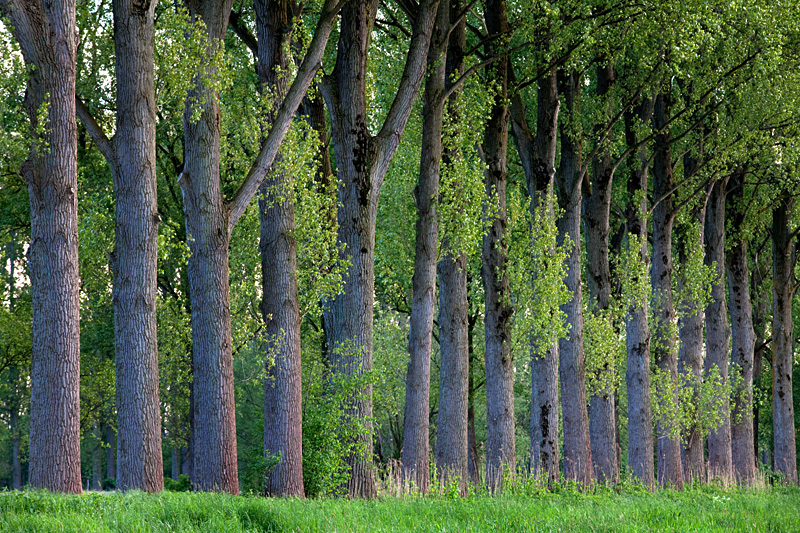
[[0, 485, 798, 532]]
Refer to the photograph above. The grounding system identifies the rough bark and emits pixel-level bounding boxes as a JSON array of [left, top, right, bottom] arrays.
[[110, 0, 163, 493], [180, 0, 238, 493], [320, 0, 440, 498], [435, 5, 469, 491], [650, 91, 683, 489], [623, 100, 655, 488], [583, 63, 618, 483], [704, 177, 733, 482], [1, 0, 82, 494], [436, 251, 469, 490], [402, 0, 449, 494], [676, 179, 707, 484], [556, 69, 593, 485], [179, 0, 343, 493], [726, 169, 757, 483], [771, 195, 797, 484], [509, 66, 560, 485], [481, 0, 515, 490], [256, 0, 305, 497]]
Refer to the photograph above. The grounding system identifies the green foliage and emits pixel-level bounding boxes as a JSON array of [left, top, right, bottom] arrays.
[[674, 217, 716, 320], [303, 359, 375, 498], [651, 365, 731, 444], [616, 232, 651, 314], [164, 474, 192, 492], [584, 304, 625, 398], [0, 486, 798, 531], [508, 188, 571, 358], [155, 4, 229, 123], [438, 69, 494, 259]]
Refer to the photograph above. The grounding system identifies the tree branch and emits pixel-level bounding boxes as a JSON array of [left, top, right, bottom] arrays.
[[227, 0, 347, 232], [229, 10, 258, 61], [75, 95, 116, 166]]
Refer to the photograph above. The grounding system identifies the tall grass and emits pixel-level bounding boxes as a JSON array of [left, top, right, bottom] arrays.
[[0, 483, 798, 532]]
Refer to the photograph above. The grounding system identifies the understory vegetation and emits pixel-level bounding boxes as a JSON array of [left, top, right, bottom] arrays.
[[1, 485, 798, 532]]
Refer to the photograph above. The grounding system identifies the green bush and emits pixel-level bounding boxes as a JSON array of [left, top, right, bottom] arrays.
[[164, 474, 191, 492]]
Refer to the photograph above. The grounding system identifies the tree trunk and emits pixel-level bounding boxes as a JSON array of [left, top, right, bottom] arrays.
[[583, 63, 618, 484], [650, 91, 683, 489], [704, 177, 732, 482], [436, 251, 470, 490], [181, 0, 238, 494], [676, 179, 707, 484], [771, 194, 797, 484], [726, 169, 757, 483], [752, 242, 769, 469], [2, 0, 83, 494], [110, 0, 163, 493], [434, 3, 469, 492], [556, 69, 593, 485], [320, 0, 440, 498], [92, 426, 103, 490], [106, 424, 116, 481], [256, 0, 305, 498], [510, 66, 560, 485], [10, 368, 21, 490], [172, 447, 181, 481], [467, 340, 481, 486], [402, 0, 449, 493], [623, 100, 655, 488], [481, 0, 515, 490]]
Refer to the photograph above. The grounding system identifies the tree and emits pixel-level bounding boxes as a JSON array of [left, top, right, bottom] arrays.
[[481, 0, 515, 490], [178, 0, 344, 492], [771, 192, 797, 484], [704, 177, 732, 481], [402, 0, 450, 494], [254, 0, 305, 497], [556, 68, 593, 485], [0, 0, 82, 493], [319, 0, 441, 498], [75, 0, 164, 492], [726, 168, 757, 483]]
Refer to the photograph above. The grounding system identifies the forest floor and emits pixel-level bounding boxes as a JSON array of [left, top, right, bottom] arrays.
[[0, 484, 798, 532]]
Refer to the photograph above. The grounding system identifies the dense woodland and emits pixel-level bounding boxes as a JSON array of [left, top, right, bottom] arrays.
[[0, 0, 798, 497]]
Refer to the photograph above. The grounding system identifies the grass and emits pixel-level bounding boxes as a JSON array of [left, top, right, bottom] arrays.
[[0, 484, 798, 532]]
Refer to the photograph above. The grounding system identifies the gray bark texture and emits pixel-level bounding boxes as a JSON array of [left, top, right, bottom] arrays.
[[509, 65, 560, 484], [623, 101, 655, 488], [704, 177, 733, 481], [771, 195, 798, 484], [583, 63, 619, 484], [402, 0, 450, 494], [726, 169, 757, 483], [180, 0, 342, 493], [181, 0, 238, 493], [676, 171, 707, 484], [320, 0, 440, 498], [256, 0, 305, 497], [650, 91, 683, 489], [556, 69, 593, 485], [435, 5, 468, 491], [111, 0, 163, 493], [436, 251, 470, 490], [482, 0, 515, 490], [1, 0, 83, 494]]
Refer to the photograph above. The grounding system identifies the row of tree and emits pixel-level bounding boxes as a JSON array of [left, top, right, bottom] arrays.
[[0, 0, 798, 496]]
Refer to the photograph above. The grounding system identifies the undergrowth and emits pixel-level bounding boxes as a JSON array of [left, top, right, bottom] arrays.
[[0, 483, 798, 532]]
